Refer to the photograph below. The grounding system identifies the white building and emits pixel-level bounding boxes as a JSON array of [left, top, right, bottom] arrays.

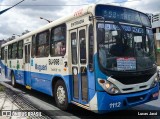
[[151, 13, 160, 64], [152, 13, 160, 49]]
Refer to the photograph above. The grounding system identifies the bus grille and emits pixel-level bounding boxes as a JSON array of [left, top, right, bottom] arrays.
[[112, 75, 152, 85]]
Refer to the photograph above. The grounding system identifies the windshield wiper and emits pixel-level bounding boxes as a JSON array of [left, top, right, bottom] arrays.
[[142, 25, 147, 51], [114, 21, 128, 41], [114, 21, 135, 57]]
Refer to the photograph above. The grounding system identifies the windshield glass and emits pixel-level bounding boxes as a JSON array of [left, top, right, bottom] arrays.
[[97, 23, 155, 72]]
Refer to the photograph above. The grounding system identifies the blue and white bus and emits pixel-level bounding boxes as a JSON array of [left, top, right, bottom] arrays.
[[0, 4, 159, 113]]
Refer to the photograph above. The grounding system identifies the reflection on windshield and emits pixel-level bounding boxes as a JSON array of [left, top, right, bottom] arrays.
[[98, 23, 155, 71]]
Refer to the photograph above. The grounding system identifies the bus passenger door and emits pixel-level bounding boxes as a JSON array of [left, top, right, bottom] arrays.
[[24, 43, 31, 87], [4, 49, 8, 78], [70, 26, 88, 105]]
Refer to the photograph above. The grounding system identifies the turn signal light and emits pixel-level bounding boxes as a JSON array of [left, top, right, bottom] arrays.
[[152, 92, 159, 98], [99, 79, 105, 84]]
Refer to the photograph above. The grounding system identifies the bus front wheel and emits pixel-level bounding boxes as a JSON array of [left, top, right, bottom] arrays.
[[11, 73, 16, 87], [54, 80, 69, 110]]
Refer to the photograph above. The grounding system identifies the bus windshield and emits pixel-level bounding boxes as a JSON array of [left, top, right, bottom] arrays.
[[96, 5, 155, 72], [97, 23, 155, 72]]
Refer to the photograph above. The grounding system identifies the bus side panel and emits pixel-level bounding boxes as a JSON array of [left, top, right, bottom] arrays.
[[94, 53, 107, 91], [7, 60, 12, 80], [67, 75, 72, 103], [0, 60, 5, 77], [17, 59, 25, 85], [8, 59, 17, 80], [30, 71, 72, 103], [87, 66, 96, 103], [96, 85, 159, 113], [31, 72, 52, 95], [5, 65, 8, 78], [15, 70, 25, 85], [8, 59, 25, 85], [0, 60, 9, 79]]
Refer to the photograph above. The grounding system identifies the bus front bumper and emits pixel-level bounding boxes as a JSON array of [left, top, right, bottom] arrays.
[[96, 85, 159, 113]]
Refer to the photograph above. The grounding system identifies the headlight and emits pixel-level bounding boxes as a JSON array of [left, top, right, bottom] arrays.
[[98, 79, 121, 94], [150, 77, 159, 88]]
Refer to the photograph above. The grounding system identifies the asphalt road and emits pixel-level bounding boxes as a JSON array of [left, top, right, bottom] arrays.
[[0, 75, 160, 119]]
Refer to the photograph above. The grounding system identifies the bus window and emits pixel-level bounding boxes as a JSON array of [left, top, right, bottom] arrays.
[[50, 24, 66, 56], [28, 44, 30, 63], [71, 32, 77, 64], [4, 50, 7, 64], [12, 42, 17, 59], [25, 45, 28, 63], [8, 44, 12, 59], [31, 35, 36, 58], [79, 29, 86, 64], [17, 40, 23, 59], [1, 47, 4, 60], [36, 30, 49, 57]]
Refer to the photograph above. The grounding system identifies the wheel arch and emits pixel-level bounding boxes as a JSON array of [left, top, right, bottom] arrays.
[[51, 75, 71, 103]]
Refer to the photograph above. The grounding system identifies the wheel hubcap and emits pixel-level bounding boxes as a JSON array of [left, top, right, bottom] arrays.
[[57, 86, 65, 104]]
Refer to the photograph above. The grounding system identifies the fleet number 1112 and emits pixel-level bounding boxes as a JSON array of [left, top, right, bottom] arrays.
[[109, 102, 121, 108]]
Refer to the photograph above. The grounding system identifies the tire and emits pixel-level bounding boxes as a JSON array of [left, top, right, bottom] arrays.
[[11, 73, 16, 87], [54, 80, 69, 110]]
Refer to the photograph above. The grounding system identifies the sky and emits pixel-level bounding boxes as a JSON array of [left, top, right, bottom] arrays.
[[0, 0, 160, 40]]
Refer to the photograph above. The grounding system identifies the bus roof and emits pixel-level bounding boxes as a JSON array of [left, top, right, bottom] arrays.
[[2, 4, 147, 47], [2, 4, 96, 47]]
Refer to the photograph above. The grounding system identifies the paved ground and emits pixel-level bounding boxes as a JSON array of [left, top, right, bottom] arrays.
[[0, 74, 159, 119], [0, 73, 20, 119], [0, 87, 27, 119]]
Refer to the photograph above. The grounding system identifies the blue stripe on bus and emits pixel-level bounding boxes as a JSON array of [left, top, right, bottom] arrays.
[[1, 59, 159, 112], [30, 72, 71, 97], [94, 53, 107, 91], [14, 70, 96, 104], [24, 71, 72, 102], [97, 85, 159, 113], [0, 60, 96, 105], [0, 60, 8, 78], [0, 61, 71, 102]]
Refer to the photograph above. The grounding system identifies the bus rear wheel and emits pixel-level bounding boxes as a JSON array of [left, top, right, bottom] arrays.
[[11, 73, 16, 87], [54, 80, 69, 110]]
